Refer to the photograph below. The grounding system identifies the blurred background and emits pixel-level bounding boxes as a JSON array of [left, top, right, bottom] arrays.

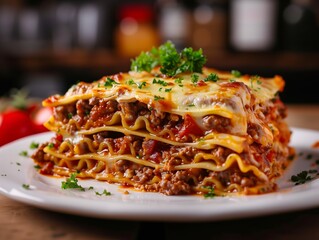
[[0, 0, 318, 103]]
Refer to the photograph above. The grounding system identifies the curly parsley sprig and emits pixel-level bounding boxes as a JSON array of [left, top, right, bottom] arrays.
[[61, 173, 85, 191], [131, 41, 206, 77]]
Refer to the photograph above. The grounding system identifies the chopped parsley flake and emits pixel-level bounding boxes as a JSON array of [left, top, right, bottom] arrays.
[[30, 142, 39, 149], [61, 173, 85, 191], [204, 73, 219, 82], [127, 79, 147, 89], [165, 88, 172, 92], [153, 78, 168, 86], [19, 151, 28, 157], [231, 70, 242, 78], [203, 186, 216, 198], [104, 77, 118, 88], [34, 165, 41, 169], [22, 184, 30, 190], [191, 74, 199, 85], [137, 81, 147, 89], [95, 189, 111, 196], [291, 170, 313, 185], [127, 79, 135, 85], [154, 95, 165, 101], [174, 77, 184, 86], [48, 143, 54, 149], [67, 113, 73, 119], [250, 75, 262, 91]]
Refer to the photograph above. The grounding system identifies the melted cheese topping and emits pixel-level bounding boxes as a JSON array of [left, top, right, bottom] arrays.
[[43, 68, 284, 138]]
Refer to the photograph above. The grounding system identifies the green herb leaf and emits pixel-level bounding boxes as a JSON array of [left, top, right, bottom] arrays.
[[290, 171, 313, 185], [22, 184, 30, 190], [67, 113, 73, 119], [174, 77, 184, 87], [137, 81, 147, 89], [203, 186, 216, 198], [250, 75, 262, 91], [191, 74, 199, 85], [231, 70, 242, 78], [30, 142, 39, 149], [154, 95, 165, 101], [152, 78, 168, 86], [19, 151, 28, 157], [131, 41, 206, 77], [127, 79, 135, 85], [95, 189, 111, 196], [104, 77, 118, 88], [34, 165, 41, 169], [204, 73, 219, 82], [61, 173, 85, 191], [47, 143, 54, 149], [127, 79, 147, 89]]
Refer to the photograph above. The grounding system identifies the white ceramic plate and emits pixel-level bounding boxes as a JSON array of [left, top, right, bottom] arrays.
[[0, 128, 319, 222]]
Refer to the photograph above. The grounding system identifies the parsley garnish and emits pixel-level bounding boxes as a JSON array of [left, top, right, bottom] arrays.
[[154, 95, 165, 101], [165, 88, 172, 92], [204, 73, 218, 82], [67, 113, 73, 119], [19, 151, 28, 157], [104, 77, 118, 88], [291, 171, 313, 185], [191, 74, 199, 85], [127, 79, 135, 85], [174, 77, 184, 87], [137, 81, 147, 89], [131, 41, 206, 77], [34, 165, 41, 169], [22, 184, 30, 190], [203, 186, 216, 198], [231, 70, 242, 78], [95, 189, 111, 196], [153, 78, 168, 86], [61, 173, 85, 191], [127, 79, 146, 89], [47, 143, 54, 149], [250, 75, 262, 91], [30, 142, 39, 149]]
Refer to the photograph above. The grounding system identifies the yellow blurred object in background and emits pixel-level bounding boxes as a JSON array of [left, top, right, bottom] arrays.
[[115, 3, 159, 57]]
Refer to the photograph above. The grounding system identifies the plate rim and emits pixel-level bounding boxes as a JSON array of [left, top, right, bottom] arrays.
[[0, 127, 319, 222]]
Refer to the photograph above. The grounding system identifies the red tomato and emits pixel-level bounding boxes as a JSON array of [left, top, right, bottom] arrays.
[[0, 110, 36, 146], [178, 114, 204, 138], [32, 107, 52, 133]]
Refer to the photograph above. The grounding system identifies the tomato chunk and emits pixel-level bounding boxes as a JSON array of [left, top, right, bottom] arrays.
[[178, 114, 203, 138]]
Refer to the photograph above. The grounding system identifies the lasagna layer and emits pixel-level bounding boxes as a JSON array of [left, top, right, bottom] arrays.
[[32, 68, 293, 196]]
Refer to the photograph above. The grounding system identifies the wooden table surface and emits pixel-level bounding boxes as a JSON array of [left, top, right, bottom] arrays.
[[0, 104, 318, 240]]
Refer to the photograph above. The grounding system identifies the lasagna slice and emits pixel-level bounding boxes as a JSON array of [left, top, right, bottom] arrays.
[[32, 45, 293, 196]]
